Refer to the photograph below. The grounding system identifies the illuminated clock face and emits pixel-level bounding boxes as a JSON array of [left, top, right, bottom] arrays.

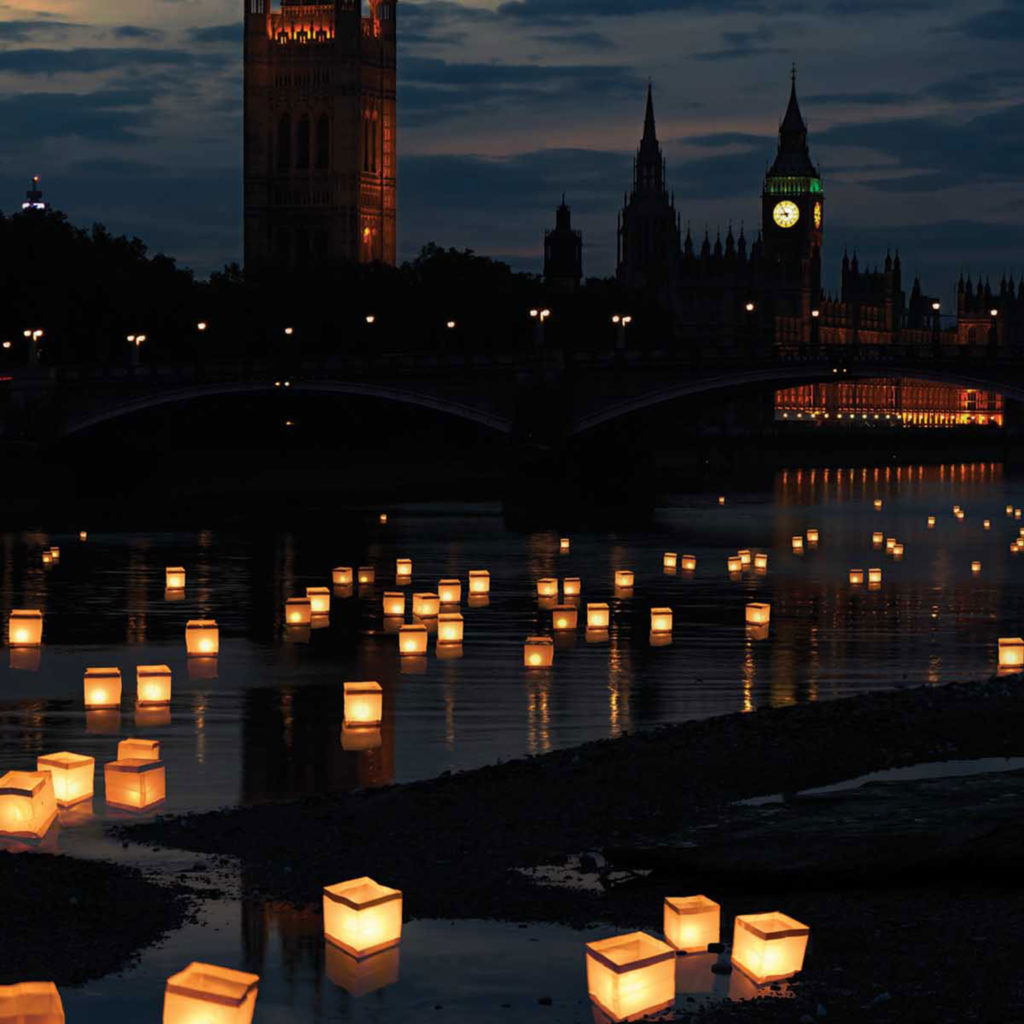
[[813, 201, 822, 229], [773, 200, 800, 228]]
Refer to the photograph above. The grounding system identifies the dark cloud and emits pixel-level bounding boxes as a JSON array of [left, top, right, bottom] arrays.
[[113, 26, 164, 41], [188, 24, 240, 45], [692, 45, 786, 61], [495, 0, 765, 23], [533, 30, 615, 51], [805, 91, 910, 106], [0, 88, 157, 144], [955, 1, 1024, 40], [0, 47, 195, 75], [0, 19, 78, 41]]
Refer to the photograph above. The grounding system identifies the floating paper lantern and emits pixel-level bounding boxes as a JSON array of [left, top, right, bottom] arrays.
[[379, 513, 388, 524], [552, 606, 578, 631], [0, 982, 64, 1023], [663, 552, 677, 570], [37, 752, 94, 807], [587, 603, 610, 629], [745, 602, 770, 626], [307, 587, 331, 615], [357, 567, 375, 585], [437, 612, 464, 644], [438, 579, 462, 605], [79, 531, 88, 541], [412, 592, 440, 617], [560, 537, 570, 553], [650, 607, 673, 633], [163, 962, 259, 1024], [285, 598, 312, 626], [738, 549, 752, 567], [873, 498, 883, 510], [885, 537, 896, 553], [927, 516, 935, 528], [614, 570, 634, 589], [344, 681, 383, 726], [186, 619, 219, 656], [727, 555, 742, 573], [849, 568, 864, 585], [84, 667, 121, 709], [892, 543, 904, 559], [663, 895, 720, 953], [872, 531, 883, 547], [998, 637, 1024, 671], [333, 566, 354, 586], [136, 665, 172, 706], [0, 770, 57, 838], [537, 578, 559, 598], [984, 520, 991, 531], [806, 529, 819, 544], [468, 570, 490, 594], [49, 546, 60, 562], [718, 496, 725, 505], [753, 552, 768, 571], [382, 592, 405, 617], [1016, 509, 1022, 520], [868, 567, 882, 584], [165, 566, 186, 591], [395, 558, 412, 580], [8, 610, 42, 647], [118, 738, 160, 761], [952, 504, 961, 515], [398, 624, 427, 655], [972, 561, 981, 573], [681, 555, 697, 572], [1007, 505, 1014, 517], [524, 636, 554, 667], [325, 943, 399, 998], [791, 536, 804, 553], [324, 877, 403, 958], [104, 758, 166, 811], [563, 577, 581, 598], [731, 912, 810, 985], [41, 550, 53, 566], [585, 932, 675, 1022], [955, 509, 965, 521]]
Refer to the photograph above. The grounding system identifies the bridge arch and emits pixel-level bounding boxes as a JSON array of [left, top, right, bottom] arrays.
[[60, 380, 514, 438], [569, 364, 1024, 436]]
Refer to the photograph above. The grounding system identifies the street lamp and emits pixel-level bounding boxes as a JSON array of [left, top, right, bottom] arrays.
[[23, 328, 43, 366], [744, 301, 756, 313], [611, 313, 632, 352], [284, 326, 295, 336], [529, 308, 551, 323], [127, 333, 146, 366], [365, 315, 376, 325], [196, 321, 208, 332], [446, 320, 456, 330], [2, 341, 10, 350]]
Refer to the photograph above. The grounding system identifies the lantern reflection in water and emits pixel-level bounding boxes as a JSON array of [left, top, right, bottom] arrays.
[[37, 752, 94, 807], [563, 577, 581, 598], [325, 943, 399, 997], [437, 612, 464, 644], [163, 962, 259, 1024], [85, 710, 121, 735], [681, 555, 697, 572], [650, 608, 673, 633], [437, 579, 461, 605], [332, 566, 353, 586], [849, 569, 864, 585], [524, 636, 554, 667], [165, 566, 186, 591], [137, 665, 172, 706], [105, 759, 166, 811], [186, 620, 219, 656], [398, 624, 427, 656], [587, 603, 610, 629], [84, 667, 121, 709], [382, 592, 405, 617], [7, 610, 42, 647], [344, 681, 383, 726], [285, 598, 312, 626], [307, 587, 331, 615], [412, 593, 440, 618], [0, 771, 58, 838], [537, 578, 558, 598], [118, 738, 160, 761], [663, 895, 720, 953], [731, 912, 810, 985], [468, 570, 490, 594], [323, 877, 403, 957], [614, 570, 634, 589], [585, 932, 675, 1022], [998, 637, 1024, 672], [0, 982, 64, 1023], [552, 606, 578, 631]]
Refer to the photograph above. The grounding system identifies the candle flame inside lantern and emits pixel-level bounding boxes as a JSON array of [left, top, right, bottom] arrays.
[[586, 603, 610, 629], [398, 624, 427, 655], [849, 568, 864, 584], [731, 912, 810, 986], [8, 609, 42, 647], [536, 578, 558, 598], [185, 620, 219, 656], [650, 607, 673, 633], [663, 552, 677, 570], [332, 566, 354, 586], [84, 668, 121, 709], [165, 566, 186, 590], [343, 681, 383, 726], [563, 577, 581, 597], [468, 570, 490, 594], [681, 554, 697, 572], [614, 570, 634, 589], [524, 636, 554, 667], [998, 637, 1024, 671]]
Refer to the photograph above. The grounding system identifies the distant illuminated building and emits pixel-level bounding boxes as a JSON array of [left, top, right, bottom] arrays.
[[776, 379, 1003, 428], [21, 176, 47, 211]]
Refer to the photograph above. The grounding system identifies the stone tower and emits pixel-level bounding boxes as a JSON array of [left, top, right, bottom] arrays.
[[543, 196, 583, 291], [243, 0, 397, 272]]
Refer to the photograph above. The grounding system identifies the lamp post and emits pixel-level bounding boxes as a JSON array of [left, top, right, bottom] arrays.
[[529, 307, 551, 348], [611, 314, 632, 352], [127, 333, 146, 367], [23, 328, 43, 366], [989, 307, 999, 350]]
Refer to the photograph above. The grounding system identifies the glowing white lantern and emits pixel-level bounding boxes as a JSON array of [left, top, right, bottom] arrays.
[[873, 498, 883, 510], [927, 516, 935, 528], [398, 624, 427, 655], [165, 567, 186, 591], [0, 982, 64, 1023], [849, 568, 864, 584], [186, 620, 219, 655], [524, 636, 554, 667], [552, 606, 578, 631], [412, 592, 440, 617], [972, 561, 981, 573], [285, 598, 312, 626], [727, 555, 742, 573], [8, 610, 42, 647], [537, 578, 558, 598], [104, 758, 166, 811], [681, 555, 697, 572], [163, 962, 259, 1024], [754, 552, 768, 571], [49, 546, 60, 562], [868, 567, 882, 584], [117, 738, 160, 761], [560, 537, 570, 553], [41, 550, 53, 567], [438, 579, 461, 604], [563, 577, 581, 597], [0, 770, 57, 838], [731, 912, 810, 985], [333, 566, 354, 586], [791, 536, 804, 553], [307, 587, 331, 615], [437, 612, 464, 644], [84, 667, 121, 709], [745, 602, 770, 626], [468, 570, 490, 594], [614, 570, 634, 588], [136, 665, 172, 706], [650, 607, 673, 633], [395, 558, 412, 580], [585, 932, 675, 1022], [382, 592, 405, 617], [738, 549, 752, 567], [663, 552, 677, 570], [984, 519, 991, 531], [998, 637, 1024, 671], [344, 681, 383, 726], [323, 877, 403, 958], [587, 603, 610, 629], [663, 895, 720, 953], [872, 531, 883, 548], [357, 566, 375, 585], [37, 752, 94, 807], [806, 529, 819, 544]]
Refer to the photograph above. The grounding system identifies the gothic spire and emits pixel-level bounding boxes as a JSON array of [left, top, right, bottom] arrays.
[[768, 65, 819, 178], [633, 81, 667, 197], [642, 80, 657, 146]]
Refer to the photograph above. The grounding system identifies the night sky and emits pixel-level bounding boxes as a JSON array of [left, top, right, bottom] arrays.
[[1, 0, 1021, 300]]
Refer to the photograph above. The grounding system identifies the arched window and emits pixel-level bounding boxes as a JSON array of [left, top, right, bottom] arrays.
[[277, 114, 291, 171], [316, 114, 330, 170], [296, 116, 310, 170]]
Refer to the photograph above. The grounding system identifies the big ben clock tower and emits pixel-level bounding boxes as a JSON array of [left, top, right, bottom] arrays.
[[762, 67, 823, 320]]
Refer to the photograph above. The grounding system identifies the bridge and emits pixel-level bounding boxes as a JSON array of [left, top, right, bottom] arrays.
[[1, 342, 1021, 446]]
